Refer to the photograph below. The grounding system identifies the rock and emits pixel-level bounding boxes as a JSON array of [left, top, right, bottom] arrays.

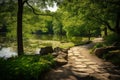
[[54, 47, 69, 53], [112, 42, 120, 46], [109, 74, 120, 80], [58, 51, 68, 60], [54, 51, 68, 66], [93, 46, 120, 58], [62, 48, 69, 53], [53, 47, 69, 58], [39, 46, 53, 55], [105, 50, 120, 64], [52, 52, 58, 57], [54, 58, 67, 66], [54, 47, 62, 52], [93, 48, 108, 58], [105, 46, 120, 51]]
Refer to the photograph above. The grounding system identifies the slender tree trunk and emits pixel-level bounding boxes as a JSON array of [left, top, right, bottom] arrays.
[[104, 27, 107, 36], [88, 30, 91, 41], [17, 0, 24, 55], [115, 13, 120, 35], [105, 13, 120, 36]]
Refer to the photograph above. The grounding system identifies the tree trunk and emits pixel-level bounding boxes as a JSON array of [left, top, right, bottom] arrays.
[[17, 0, 24, 55], [115, 13, 120, 35], [106, 13, 120, 36], [88, 30, 91, 41], [104, 27, 107, 36]]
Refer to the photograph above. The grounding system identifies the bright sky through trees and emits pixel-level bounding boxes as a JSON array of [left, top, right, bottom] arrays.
[[47, 2, 58, 12]]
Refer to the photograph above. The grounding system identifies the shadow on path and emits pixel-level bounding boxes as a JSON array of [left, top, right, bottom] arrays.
[[43, 38, 120, 80], [43, 65, 98, 80]]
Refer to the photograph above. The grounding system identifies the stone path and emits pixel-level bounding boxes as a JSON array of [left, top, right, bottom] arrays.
[[68, 45, 109, 80], [43, 38, 120, 80]]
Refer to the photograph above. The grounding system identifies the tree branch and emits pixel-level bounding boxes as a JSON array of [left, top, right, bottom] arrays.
[[23, 0, 28, 5], [104, 21, 115, 32], [91, 13, 115, 32], [25, 1, 52, 16]]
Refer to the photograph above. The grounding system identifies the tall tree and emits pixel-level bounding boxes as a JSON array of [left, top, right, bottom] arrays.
[[60, 0, 120, 35], [17, 0, 60, 55], [17, 0, 24, 55]]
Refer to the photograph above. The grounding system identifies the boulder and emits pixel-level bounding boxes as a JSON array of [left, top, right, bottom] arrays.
[[105, 46, 120, 51], [54, 51, 68, 66], [53, 47, 69, 57], [62, 48, 69, 53], [112, 42, 120, 46], [93, 48, 108, 58], [39, 46, 53, 55], [52, 52, 58, 57], [54, 47, 62, 53], [57, 51, 68, 60], [54, 58, 67, 66], [105, 50, 120, 63], [93, 46, 120, 58], [109, 75, 120, 80]]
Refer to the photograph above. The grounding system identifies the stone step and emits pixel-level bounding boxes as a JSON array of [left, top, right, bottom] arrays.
[[75, 59, 90, 62], [84, 62, 97, 65], [72, 71, 90, 77], [73, 64, 87, 68], [72, 68, 95, 73]]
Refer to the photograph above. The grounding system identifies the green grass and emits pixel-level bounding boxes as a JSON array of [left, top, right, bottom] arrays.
[[0, 54, 55, 80], [1, 36, 95, 54], [23, 39, 74, 54]]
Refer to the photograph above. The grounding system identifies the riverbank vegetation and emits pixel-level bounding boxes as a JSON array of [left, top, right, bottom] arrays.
[[0, 54, 55, 80]]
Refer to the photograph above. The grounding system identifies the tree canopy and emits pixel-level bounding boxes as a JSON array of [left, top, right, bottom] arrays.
[[59, 0, 120, 35], [0, 0, 120, 55]]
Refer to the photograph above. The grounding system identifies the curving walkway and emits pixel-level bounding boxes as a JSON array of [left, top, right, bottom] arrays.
[[43, 38, 120, 80]]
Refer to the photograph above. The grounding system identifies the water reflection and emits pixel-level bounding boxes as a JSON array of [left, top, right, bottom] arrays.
[[0, 47, 17, 59], [0, 34, 84, 57]]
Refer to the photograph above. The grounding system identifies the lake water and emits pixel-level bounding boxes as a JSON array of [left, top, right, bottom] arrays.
[[0, 47, 17, 59], [0, 35, 88, 58]]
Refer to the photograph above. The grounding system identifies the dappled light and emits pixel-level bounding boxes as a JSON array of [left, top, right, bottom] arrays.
[[0, 0, 120, 80]]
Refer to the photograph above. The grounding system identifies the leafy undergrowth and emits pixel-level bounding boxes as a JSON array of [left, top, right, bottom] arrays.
[[90, 42, 106, 53], [90, 33, 120, 65], [91, 43, 120, 65], [0, 54, 55, 80], [103, 50, 120, 65]]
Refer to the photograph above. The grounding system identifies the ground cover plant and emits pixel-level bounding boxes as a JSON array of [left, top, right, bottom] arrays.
[[0, 54, 55, 80]]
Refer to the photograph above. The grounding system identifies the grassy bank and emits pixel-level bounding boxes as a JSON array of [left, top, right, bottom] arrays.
[[0, 54, 55, 80]]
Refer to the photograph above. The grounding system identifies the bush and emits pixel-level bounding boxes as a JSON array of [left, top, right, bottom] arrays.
[[103, 50, 120, 65], [0, 54, 55, 80], [91, 43, 105, 54], [104, 33, 120, 45]]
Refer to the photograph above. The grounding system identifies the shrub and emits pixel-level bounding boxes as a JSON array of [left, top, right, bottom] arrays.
[[0, 54, 55, 80], [90, 43, 105, 54], [104, 33, 120, 45]]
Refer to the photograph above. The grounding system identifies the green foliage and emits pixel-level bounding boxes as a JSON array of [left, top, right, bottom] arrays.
[[104, 33, 120, 45], [60, 0, 120, 35], [102, 50, 120, 65], [95, 43, 105, 48], [91, 43, 106, 54], [0, 0, 17, 41], [0, 54, 55, 80]]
